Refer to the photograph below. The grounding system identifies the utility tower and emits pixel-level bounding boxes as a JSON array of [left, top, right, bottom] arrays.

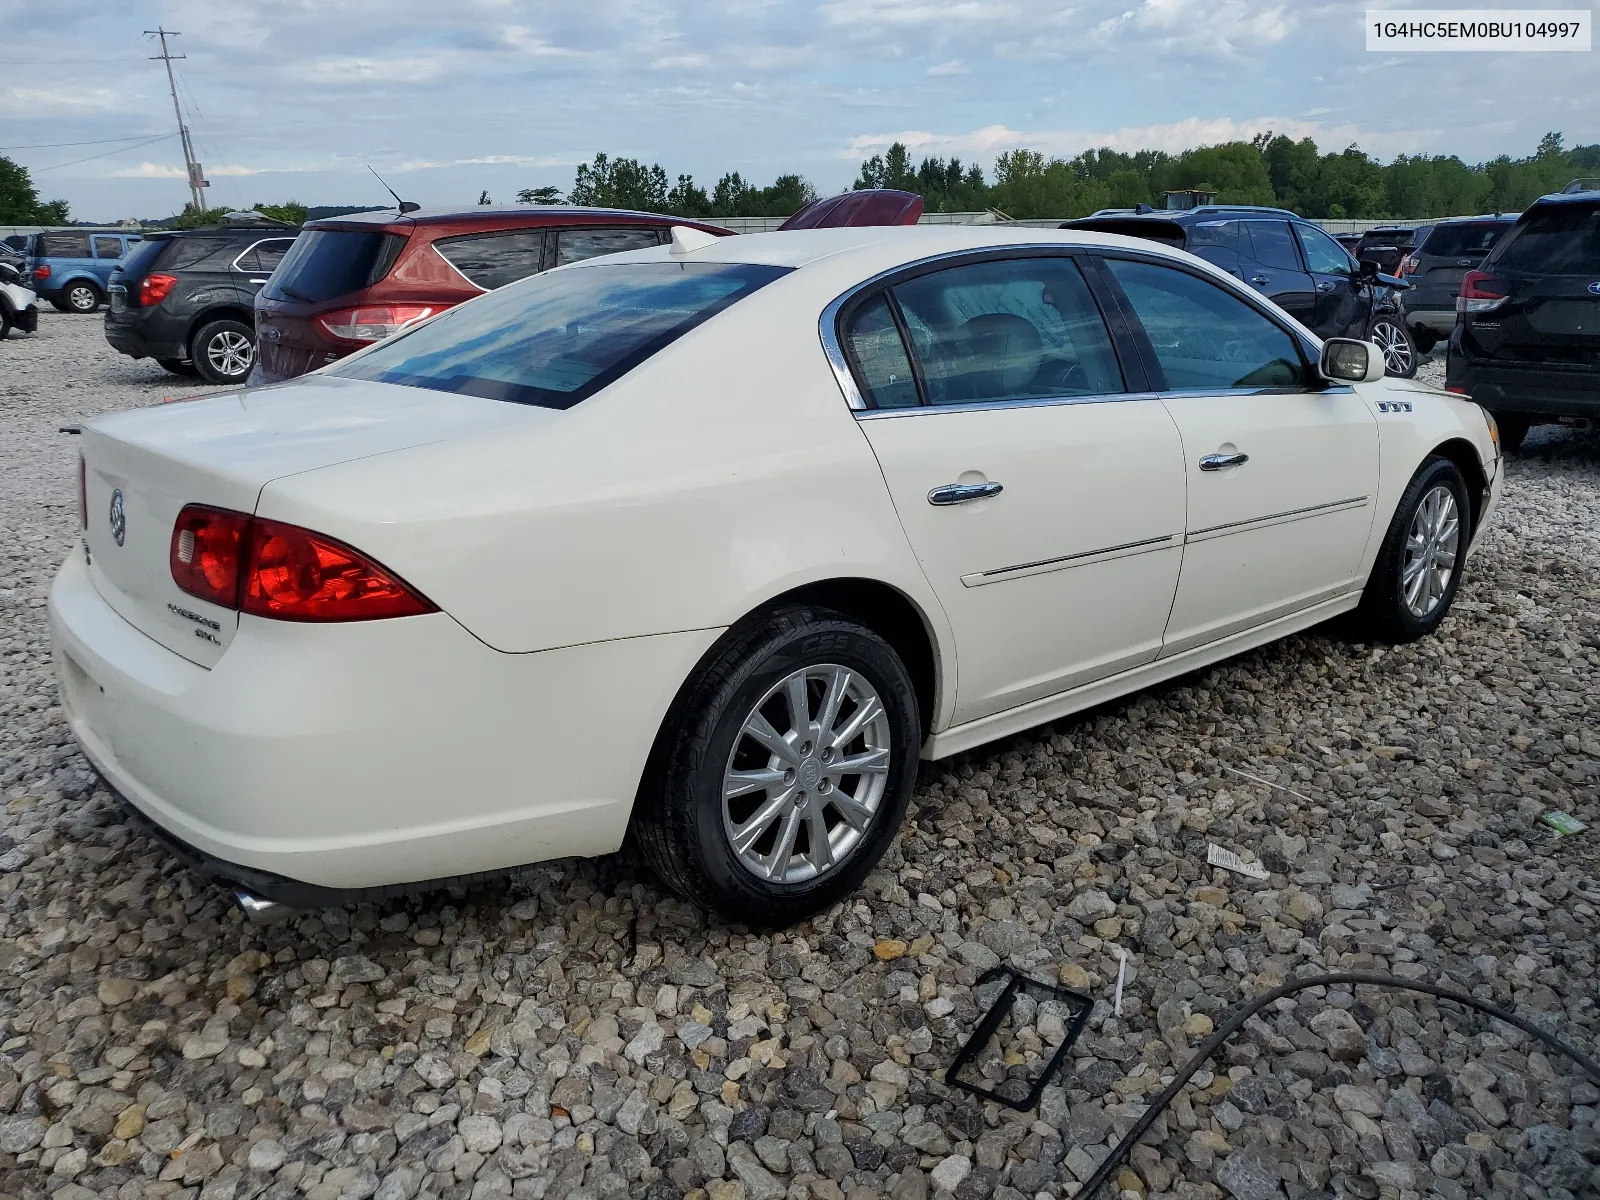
[[144, 28, 207, 212]]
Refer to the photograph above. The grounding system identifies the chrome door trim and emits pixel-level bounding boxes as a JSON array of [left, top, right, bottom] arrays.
[[1187, 495, 1369, 541], [961, 533, 1178, 588]]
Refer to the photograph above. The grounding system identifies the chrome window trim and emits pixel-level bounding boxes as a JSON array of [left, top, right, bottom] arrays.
[[856, 390, 1163, 419], [230, 237, 297, 274]]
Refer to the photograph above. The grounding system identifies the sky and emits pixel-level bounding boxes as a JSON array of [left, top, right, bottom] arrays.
[[3, 0, 1596, 223]]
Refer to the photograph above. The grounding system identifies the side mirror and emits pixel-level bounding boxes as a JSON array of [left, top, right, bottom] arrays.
[[1357, 257, 1381, 281], [1321, 338, 1386, 384]]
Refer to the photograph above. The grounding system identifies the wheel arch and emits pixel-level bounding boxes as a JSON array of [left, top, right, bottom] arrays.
[[188, 305, 256, 345], [1430, 437, 1489, 534]]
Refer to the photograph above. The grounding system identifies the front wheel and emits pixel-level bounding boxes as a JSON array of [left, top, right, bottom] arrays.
[[1356, 456, 1470, 642], [190, 318, 255, 385], [631, 606, 921, 926], [64, 282, 102, 314], [1369, 316, 1417, 378]]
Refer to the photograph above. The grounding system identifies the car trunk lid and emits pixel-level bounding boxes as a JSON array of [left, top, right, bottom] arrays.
[[80, 377, 538, 666]]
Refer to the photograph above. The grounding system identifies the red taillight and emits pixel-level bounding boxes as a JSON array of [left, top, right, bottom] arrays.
[[1446, 385, 1467, 394], [316, 304, 437, 345], [77, 456, 87, 530], [170, 506, 250, 607], [1396, 253, 1416, 277], [170, 505, 434, 622], [1459, 270, 1504, 299], [34, 265, 50, 281], [139, 273, 178, 307]]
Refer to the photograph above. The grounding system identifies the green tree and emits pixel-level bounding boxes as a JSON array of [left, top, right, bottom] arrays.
[[516, 185, 563, 204], [253, 201, 308, 225], [0, 154, 70, 223], [666, 174, 710, 217], [477, 190, 492, 205], [853, 142, 917, 192], [568, 153, 670, 211], [170, 203, 235, 229]]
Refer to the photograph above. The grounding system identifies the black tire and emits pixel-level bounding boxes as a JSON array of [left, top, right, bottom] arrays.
[[1493, 412, 1532, 453], [190, 318, 255, 385], [64, 282, 102, 314], [1356, 456, 1471, 643], [0, 308, 11, 340], [49, 298, 72, 313], [1410, 328, 1438, 355], [631, 605, 921, 927], [157, 358, 198, 376], [1368, 316, 1418, 378]]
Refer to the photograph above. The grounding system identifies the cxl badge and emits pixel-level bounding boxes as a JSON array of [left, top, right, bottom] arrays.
[[108, 488, 126, 546]]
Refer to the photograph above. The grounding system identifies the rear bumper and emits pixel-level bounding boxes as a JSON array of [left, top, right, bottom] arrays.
[[13, 304, 37, 333], [1450, 360, 1600, 418], [49, 543, 718, 897], [104, 315, 187, 361], [1404, 308, 1457, 335]]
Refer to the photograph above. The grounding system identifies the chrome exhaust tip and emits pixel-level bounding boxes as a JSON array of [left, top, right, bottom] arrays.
[[234, 890, 291, 925]]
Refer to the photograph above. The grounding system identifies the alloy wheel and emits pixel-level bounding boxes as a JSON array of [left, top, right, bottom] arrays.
[[1371, 320, 1413, 375], [1402, 484, 1460, 618], [67, 285, 97, 313], [721, 663, 892, 885], [206, 330, 254, 378]]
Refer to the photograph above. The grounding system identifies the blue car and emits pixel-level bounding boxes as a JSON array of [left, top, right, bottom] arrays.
[[26, 229, 143, 314]]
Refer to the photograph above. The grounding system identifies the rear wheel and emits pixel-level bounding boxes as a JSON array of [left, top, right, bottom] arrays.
[[157, 358, 197, 376], [0, 308, 11, 339], [631, 606, 921, 926], [190, 318, 255, 385], [64, 282, 102, 314], [1368, 316, 1417, 378], [1493, 412, 1532, 453], [1410, 327, 1438, 355], [1356, 456, 1470, 643]]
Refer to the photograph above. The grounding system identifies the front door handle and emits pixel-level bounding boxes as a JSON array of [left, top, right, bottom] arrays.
[[1249, 275, 1269, 286], [249, 278, 268, 284], [928, 481, 1003, 505], [1199, 453, 1249, 472], [1317, 280, 1335, 292]]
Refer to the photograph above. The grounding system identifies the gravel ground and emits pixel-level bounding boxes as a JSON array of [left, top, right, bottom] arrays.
[[0, 313, 1596, 1200]]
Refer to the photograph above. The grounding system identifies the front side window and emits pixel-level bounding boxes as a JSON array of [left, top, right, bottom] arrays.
[[842, 294, 919, 409], [1486, 208, 1598, 272], [554, 227, 662, 267], [326, 261, 787, 409], [435, 230, 546, 289], [1104, 257, 1306, 391], [1296, 225, 1354, 276], [93, 236, 124, 259], [889, 256, 1124, 406], [1243, 221, 1302, 272]]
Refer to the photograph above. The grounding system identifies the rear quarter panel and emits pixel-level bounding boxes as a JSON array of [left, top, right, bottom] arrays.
[[252, 266, 956, 717]]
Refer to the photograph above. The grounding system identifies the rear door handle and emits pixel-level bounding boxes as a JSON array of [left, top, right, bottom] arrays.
[[928, 481, 1003, 505], [1317, 281, 1335, 292], [1250, 275, 1269, 286], [1199, 453, 1249, 471], [249, 278, 268, 284]]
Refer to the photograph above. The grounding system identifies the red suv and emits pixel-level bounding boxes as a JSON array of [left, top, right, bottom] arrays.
[[249, 206, 731, 385]]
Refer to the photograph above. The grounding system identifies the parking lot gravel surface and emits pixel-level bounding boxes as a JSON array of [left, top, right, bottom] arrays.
[[1, 314, 1596, 1200]]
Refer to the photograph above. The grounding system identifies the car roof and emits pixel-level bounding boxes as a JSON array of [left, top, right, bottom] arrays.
[[308, 205, 728, 232], [1529, 190, 1600, 208], [1428, 213, 1519, 224]]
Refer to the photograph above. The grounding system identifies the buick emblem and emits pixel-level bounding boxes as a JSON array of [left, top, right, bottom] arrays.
[[108, 489, 126, 547], [1588, 282, 1600, 296]]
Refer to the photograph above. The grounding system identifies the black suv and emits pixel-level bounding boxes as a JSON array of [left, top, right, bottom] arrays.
[[1067, 206, 1419, 376], [1352, 225, 1427, 275], [1447, 188, 1600, 449], [104, 215, 299, 384], [1399, 215, 1518, 353]]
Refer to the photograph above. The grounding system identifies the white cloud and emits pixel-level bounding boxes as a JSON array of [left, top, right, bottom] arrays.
[[1090, 0, 1294, 53], [111, 162, 187, 180], [0, 85, 119, 115], [927, 60, 968, 76], [293, 56, 447, 85], [111, 161, 313, 179], [392, 154, 579, 172], [821, 0, 1017, 28]]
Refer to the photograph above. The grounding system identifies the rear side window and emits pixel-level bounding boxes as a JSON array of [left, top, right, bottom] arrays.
[[435, 230, 546, 289], [554, 227, 662, 267], [889, 256, 1124, 406], [1104, 257, 1305, 391], [93, 236, 124, 259], [234, 238, 296, 273], [163, 237, 236, 271], [263, 230, 407, 303], [1422, 222, 1513, 258], [326, 261, 787, 409], [842, 295, 919, 409], [39, 232, 91, 258], [1242, 221, 1302, 272], [1185, 221, 1238, 270], [1487, 206, 1600, 274]]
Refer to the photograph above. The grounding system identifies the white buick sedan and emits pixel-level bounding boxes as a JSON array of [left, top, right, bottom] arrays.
[[52, 225, 1502, 925]]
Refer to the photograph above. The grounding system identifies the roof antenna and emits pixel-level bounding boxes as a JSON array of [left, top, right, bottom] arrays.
[[368, 165, 420, 214]]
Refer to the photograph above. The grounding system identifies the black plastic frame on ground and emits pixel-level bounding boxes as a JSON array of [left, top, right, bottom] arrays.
[[944, 966, 1093, 1110]]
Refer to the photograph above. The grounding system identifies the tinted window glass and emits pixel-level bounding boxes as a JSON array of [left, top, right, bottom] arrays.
[[1105, 258, 1305, 390], [328, 262, 786, 409], [843, 295, 919, 409], [263, 230, 407, 303], [254, 239, 293, 272], [163, 236, 235, 271], [116, 237, 169, 281], [1243, 221, 1302, 271], [93, 236, 124, 259], [1424, 221, 1514, 259], [436, 230, 546, 289], [1492, 204, 1600, 274], [555, 227, 661, 266], [890, 257, 1122, 406], [1186, 221, 1238, 269], [39, 232, 91, 258], [1296, 225, 1353, 276]]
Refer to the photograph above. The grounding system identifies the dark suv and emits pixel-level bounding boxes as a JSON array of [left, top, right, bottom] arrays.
[[1067, 206, 1419, 375], [103, 215, 299, 384], [1447, 189, 1600, 449], [1398, 215, 1518, 353]]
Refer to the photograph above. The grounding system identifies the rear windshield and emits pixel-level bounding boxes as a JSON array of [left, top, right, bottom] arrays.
[[116, 237, 169, 280], [327, 261, 787, 409], [263, 230, 407, 303], [1489, 204, 1600, 274], [1421, 222, 1512, 258]]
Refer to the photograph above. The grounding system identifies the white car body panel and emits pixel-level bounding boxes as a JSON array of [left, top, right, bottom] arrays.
[[47, 225, 1502, 894]]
